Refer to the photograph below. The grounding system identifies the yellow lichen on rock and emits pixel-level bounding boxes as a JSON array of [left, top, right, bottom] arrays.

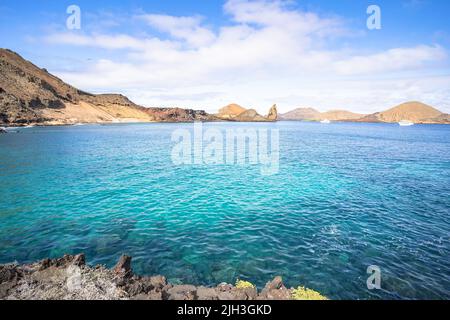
[[235, 280, 255, 289], [291, 286, 328, 300]]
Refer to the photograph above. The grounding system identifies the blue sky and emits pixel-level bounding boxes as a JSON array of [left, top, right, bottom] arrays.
[[1, 0, 449, 113]]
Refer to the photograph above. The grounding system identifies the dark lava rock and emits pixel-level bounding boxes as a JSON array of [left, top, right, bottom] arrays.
[[0, 265, 23, 298], [216, 282, 234, 291], [0, 253, 302, 300], [124, 274, 168, 296], [216, 282, 236, 300], [149, 275, 167, 291], [196, 286, 219, 300], [42, 254, 86, 268], [132, 291, 163, 300], [124, 280, 150, 296], [258, 287, 291, 300], [215, 282, 257, 300], [264, 276, 284, 290], [232, 287, 258, 300], [258, 276, 291, 300], [113, 255, 132, 278], [72, 254, 86, 267], [39, 258, 52, 270], [164, 285, 197, 300], [0, 265, 22, 284]]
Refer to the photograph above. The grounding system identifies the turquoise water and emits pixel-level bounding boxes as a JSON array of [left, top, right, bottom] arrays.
[[0, 122, 449, 299]]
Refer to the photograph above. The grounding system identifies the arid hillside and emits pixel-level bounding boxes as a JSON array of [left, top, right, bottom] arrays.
[[320, 110, 365, 121], [216, 103, 277, 122], [280, 107, 365, 121], [216, 103, 247, 120], [281, 102, 449, 124], [356, 101, 448, 124], [0, 49, 214, 125], [378, 102, 443, 123]]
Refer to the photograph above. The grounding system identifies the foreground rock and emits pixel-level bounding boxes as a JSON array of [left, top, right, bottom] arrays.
[[0, 254, 327, 300]]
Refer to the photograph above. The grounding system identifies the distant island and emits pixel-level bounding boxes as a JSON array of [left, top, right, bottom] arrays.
[[279, 102, 450, 124], [1, 48, 448, 126], [215, 103, 278, 122]]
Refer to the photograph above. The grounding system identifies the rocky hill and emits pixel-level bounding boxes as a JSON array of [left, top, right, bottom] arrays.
[[280, 107, 365, 121], [216, 103, 277, 122], [216, 103, 247, 120], [361, 101, 446, 123], [279, 107, 321, 121], [0, 49, 215, 126], [281, 102, 449, 124], [319, 110, 365, 121], [381, 101, 442, 122]]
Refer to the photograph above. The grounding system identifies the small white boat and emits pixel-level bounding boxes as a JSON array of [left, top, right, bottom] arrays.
[[399, 120, 414, 126], [320, 119, 331, 124]]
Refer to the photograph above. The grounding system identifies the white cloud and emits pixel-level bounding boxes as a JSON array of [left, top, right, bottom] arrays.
[[45, 33, 176, 51], [138, 14, 216, 47], [43, 0, 450, 113], [224, 0, 342, 36], [334, 45, 447, 75]]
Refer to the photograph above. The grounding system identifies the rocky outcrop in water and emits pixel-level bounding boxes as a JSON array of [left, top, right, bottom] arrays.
[[266, 104, 278, 121], [0, 254, 326, 300]]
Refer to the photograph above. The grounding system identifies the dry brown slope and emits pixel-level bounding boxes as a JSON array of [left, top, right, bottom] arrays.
[[216, 103, 277, 122], [318, 110, 365, 121], [0, 49, 156, 125], [378, 101, 443, 123], [280, 107, 321, 121], [280, 108, 364, 121], [0, 48, 214, 125], [216, 103, 247, 119]]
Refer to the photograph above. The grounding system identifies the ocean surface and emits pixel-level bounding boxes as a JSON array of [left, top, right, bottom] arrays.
[[0, 121, 449, 299]]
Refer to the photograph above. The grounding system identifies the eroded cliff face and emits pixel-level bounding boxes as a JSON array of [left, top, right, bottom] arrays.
[[0, 49, 215, 126], [0, 49, 73, 124]]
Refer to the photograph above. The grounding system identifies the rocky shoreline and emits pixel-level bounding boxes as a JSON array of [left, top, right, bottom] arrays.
[[0, 254, 327, 300]]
